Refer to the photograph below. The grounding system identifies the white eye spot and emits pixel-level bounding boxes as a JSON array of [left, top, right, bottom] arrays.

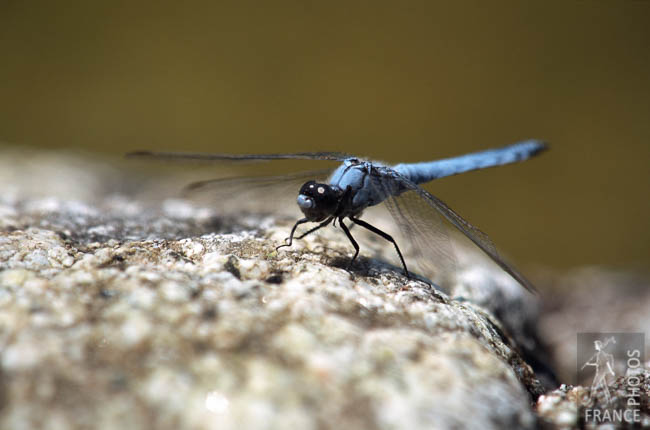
[[317, 186, 325, 194], [309, 184, 314, 188]]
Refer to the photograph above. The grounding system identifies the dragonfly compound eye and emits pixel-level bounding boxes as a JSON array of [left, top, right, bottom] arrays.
[[297, 194, 314, 210], [297, 181, 340, 221]]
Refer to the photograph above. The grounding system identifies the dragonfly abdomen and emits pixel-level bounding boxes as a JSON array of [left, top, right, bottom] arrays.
[[393, 140, 547, 185]]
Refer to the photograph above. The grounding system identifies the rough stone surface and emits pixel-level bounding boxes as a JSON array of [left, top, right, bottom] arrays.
[[0, 148, 567, 429]]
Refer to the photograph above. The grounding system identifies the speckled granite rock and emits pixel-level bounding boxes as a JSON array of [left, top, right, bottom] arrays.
[[0, 148, 546, 430]]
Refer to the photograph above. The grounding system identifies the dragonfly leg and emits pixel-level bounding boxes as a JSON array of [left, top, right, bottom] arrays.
[[349, 216, 410, 278], [276, 217, 309, 250], [296, 217, 334, 240], [338, 217, 359, 269]]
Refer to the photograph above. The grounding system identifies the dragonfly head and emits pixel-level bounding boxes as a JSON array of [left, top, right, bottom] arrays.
[[297, 181, 340, 221]]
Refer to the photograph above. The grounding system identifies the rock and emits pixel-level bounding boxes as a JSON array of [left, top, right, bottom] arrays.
[[0, 148, 547, 430]]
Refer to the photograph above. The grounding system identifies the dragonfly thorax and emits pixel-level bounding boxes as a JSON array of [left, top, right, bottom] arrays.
[[297, 181, 342, 221]]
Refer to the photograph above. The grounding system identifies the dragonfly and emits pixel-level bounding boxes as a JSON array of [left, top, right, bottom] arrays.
[[128, 140, 547, 293]]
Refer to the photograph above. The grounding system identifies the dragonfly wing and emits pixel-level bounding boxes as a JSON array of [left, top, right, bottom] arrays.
[[365, 171, 457, 282], [127, 151, 351, 162], [366, 168, 537, 293], [181, 168, 335, 217], [394, 175, 538, 294]]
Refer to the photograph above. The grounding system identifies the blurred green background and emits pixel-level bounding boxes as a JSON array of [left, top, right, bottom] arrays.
[[0, 1, 648, 272]]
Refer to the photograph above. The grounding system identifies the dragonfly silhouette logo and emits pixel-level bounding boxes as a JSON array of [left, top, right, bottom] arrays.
[[577, 333, 644, 425]]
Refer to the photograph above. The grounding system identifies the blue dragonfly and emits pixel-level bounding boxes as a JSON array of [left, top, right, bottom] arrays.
[[128, 140, 547, 293]]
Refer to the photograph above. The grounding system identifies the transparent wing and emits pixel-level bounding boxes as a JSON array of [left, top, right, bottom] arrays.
[[384, 188, 458, 281], [126, 150, 351, 162], [369, 168, 538, 294], [181, 168, 335, 217], [365, 170, 456, 283]]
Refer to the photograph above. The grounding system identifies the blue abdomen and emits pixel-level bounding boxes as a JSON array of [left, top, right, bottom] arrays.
[[394, 140, 547, 185]]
